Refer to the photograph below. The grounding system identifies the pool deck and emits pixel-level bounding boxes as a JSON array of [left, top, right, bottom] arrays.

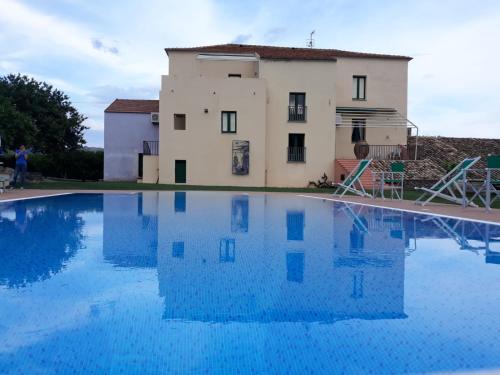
[[1, 189, 499, 224]]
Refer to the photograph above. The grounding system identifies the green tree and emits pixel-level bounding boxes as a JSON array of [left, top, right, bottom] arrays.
[[0, 74, 87, 153], [0, 96, 35, 149]]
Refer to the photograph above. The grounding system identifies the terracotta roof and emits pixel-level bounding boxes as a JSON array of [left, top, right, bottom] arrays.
[[105, 99, 159, 113], [165, 44, 412, 61]]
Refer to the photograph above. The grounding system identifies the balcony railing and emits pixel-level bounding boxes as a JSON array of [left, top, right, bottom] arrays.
[[288, 106, 307, 122], [288, 146, 306, 162], [143, 140, 159, 155], [359, 144, 419, 160]]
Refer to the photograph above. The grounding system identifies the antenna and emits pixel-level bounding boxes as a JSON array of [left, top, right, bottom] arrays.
[[307, 30, 315, 48]]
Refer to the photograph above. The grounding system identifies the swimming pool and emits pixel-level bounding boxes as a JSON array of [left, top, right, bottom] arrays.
[[0, 192, 499, 374]]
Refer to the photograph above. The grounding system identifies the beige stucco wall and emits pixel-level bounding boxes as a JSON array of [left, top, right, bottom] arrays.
[[259, 60, 337, 187], [142, 155, 159, 183], [335, 57, 408, 115], [159, 75, 267, 186], [168, 51, 258, 79], [334, 57, 409, 159]]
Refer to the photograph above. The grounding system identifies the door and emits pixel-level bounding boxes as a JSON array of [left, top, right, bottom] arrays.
[[175, 160, 186, 183], [138, 153, 143, 179]]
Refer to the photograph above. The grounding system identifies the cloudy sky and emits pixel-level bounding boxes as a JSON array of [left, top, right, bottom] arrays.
[[0, 0, 499, 146]]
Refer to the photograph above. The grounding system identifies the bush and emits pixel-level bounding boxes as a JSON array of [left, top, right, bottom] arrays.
[[0, 150, 103, 181]]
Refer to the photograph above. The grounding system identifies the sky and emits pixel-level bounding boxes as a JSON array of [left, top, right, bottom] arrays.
[[0, 0, 499, 147]]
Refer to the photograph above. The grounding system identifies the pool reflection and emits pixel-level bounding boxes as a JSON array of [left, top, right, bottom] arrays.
[[102, 192, 159, 268], [0, 194, 102, 288], [154, 193, 408, 322], [98, 192, 500, 324], [1, 191, 498, 322]]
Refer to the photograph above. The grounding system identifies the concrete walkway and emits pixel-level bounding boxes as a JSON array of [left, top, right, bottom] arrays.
[[299, 193, 500, 224], [1, 189, 499, 224]]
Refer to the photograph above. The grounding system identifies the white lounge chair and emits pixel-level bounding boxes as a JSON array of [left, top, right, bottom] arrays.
[[415, 157, 481, 207], [333, 159, 372, 198]]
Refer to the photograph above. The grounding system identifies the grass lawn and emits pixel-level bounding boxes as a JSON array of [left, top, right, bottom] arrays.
[[25, 180, 500, 209], [26, 180, 334, 193]]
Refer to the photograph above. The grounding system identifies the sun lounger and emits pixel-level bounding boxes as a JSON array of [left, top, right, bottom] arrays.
[[415, 157, 481, 207], [333, 159, 372, 198]]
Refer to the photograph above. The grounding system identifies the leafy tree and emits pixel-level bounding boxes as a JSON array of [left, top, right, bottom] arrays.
[[0, 74, 87, 153], [0, 96, 35, 149]]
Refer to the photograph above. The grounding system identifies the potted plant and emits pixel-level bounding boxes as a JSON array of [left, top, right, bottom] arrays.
[[354, 141, 369, 159]]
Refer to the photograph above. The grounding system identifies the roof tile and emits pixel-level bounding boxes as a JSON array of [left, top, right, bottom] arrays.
[[165, 43, 412, 61], [105, 99, 159, 114]]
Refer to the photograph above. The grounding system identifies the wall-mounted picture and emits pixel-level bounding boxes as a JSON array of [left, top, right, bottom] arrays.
[[232, 140, 249, 175]]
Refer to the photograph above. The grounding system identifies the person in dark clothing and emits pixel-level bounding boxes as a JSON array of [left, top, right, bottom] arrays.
[[12, 145, 28, 189]]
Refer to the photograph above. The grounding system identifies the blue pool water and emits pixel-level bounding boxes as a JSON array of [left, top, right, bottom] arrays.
[[0, 192, 499, 374]]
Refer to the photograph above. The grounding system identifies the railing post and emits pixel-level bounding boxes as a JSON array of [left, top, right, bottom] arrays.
[[462, 169, 468, 208], [486, 168, 491, 212]]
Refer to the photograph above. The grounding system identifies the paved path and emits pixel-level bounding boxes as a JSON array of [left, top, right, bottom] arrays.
[[1, 189, 499, 224]]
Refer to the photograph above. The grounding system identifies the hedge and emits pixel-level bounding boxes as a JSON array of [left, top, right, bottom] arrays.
[[0, 150, 103, 181]]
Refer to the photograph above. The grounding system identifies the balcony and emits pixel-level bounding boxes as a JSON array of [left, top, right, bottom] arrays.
[[143, 140, 159, 155], [288, 147, 306, 163], [288, 106, 307, 122], [358, 144, 419, 160]]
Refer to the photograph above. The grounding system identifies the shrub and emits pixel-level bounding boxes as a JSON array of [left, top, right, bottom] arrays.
[[0, 150, 103, 181]]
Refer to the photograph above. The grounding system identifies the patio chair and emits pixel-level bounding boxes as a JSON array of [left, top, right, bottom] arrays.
[[414, 157, 481, 207], [485, 155, 500, 209], [0, 176, 8, 194], [463, 155, 500, 211], [372, 161, 404, 200], [0, 161, 8, 194], [333, 159, 372, 198]]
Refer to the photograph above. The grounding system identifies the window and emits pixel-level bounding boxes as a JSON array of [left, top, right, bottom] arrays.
[[221, 111, 237, 133], [286, 252, 305, 283], [172, 242, 184, 258], [228, 74, 241, 78], [287, 211, 305, 241], [352, 76, 366, 100], [219, 239, 235, 262], [351, 119, 366, 143], [288, 133, 305, 162], [174, 114, 186, 130], [289, 93, 306, 121]]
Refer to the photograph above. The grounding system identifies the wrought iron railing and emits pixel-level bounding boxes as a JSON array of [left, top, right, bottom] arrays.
[[288, 106, 307, 122], [143, 140, 159, 155], [288, 147, 306, 162]]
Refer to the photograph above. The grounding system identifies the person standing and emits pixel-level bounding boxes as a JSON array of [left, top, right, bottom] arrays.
[[12, 145, 28, 189]]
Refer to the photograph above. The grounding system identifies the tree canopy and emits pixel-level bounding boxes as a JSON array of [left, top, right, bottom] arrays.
[[0, 74, 87, 153]]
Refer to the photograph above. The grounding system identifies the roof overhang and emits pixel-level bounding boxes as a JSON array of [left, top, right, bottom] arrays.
[[196, 53, 259, 61]]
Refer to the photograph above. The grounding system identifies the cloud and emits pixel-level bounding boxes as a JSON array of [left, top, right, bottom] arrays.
[[0, 0, 119, 65], [91, 38, 119, 55], [263, 27, 286, 42], [1, 0, 499, 146], [231, 34, 252, 44]]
